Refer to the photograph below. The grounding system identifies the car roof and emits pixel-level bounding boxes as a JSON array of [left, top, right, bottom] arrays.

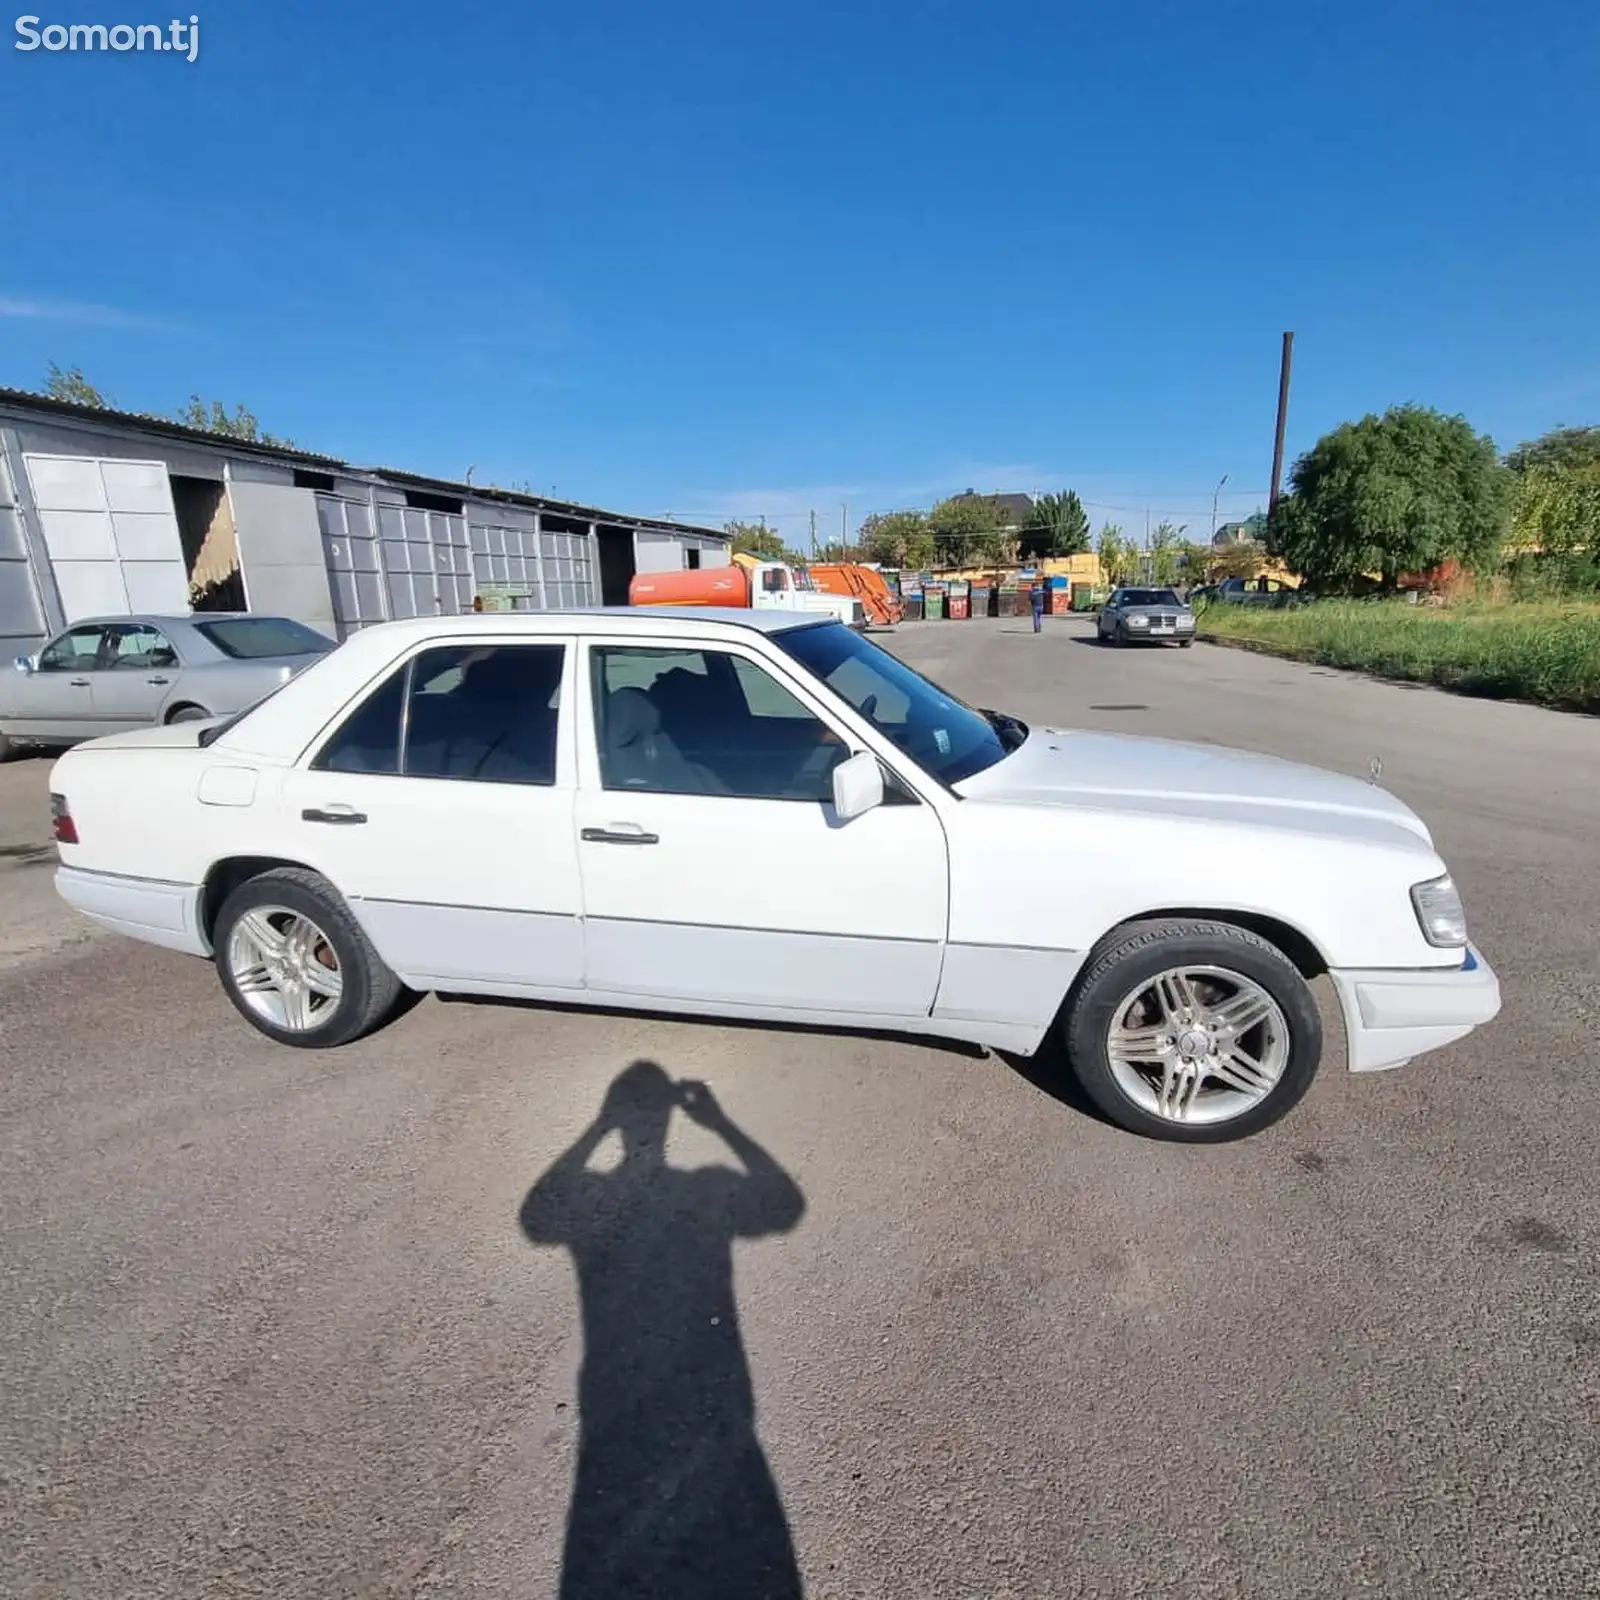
[[343, 606, 830, 642], [64, 612, 255, 628]]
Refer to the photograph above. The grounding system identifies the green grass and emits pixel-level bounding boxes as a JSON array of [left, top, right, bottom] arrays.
[[1195, 598, 1600, 714]]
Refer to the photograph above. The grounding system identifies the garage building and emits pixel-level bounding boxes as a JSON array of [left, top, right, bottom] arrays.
[[0, 389, 729, 660]]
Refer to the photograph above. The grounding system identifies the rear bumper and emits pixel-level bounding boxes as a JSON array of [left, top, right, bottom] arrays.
[[1329, 944, 1501, 1072], [55, 865, 209, 957]]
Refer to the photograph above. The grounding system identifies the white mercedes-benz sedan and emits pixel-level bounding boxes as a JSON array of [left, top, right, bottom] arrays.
[[47, 608, 1501, 1142]]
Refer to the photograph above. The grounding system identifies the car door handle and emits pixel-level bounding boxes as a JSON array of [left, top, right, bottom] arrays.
[[302, 806, 368, 825], [146, 676, 171, 685], [70, 678, 91, 687], [581, 826, 660, 846]]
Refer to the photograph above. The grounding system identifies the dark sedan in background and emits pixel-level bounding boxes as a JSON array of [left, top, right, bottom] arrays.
[[1, 613, 334, 760]]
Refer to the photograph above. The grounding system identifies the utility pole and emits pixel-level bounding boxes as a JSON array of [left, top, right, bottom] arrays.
[[840, 503, 848, 553], [809, 509, 817, 560], [1211, 472, 1230, 539], [1267, 331, 1294, 536]]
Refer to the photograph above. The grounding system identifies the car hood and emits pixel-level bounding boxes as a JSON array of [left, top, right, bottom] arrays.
[[956, 726, 1433, 845]]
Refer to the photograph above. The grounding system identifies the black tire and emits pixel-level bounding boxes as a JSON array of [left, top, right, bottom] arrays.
[[168, 704, 212, 723], [213, 867, 406, 1048], [1179, 638, 1194, 648], [1061, 917, 1322, 1143], [0, 727, 14, 762]]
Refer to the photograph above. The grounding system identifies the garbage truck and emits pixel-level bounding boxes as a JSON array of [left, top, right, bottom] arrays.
[[807, 562, 903, 627], [629, 558, 864, 627]]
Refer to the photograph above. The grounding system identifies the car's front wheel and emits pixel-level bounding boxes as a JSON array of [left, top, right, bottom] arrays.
[[1062, 917, 1322, 1142], [214, 867, 406, 1048], [168, 704, 212, 723], [0, 727, 14, 763]]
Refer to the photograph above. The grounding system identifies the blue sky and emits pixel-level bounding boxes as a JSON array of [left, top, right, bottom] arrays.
[[2, 0, 1596, 543]]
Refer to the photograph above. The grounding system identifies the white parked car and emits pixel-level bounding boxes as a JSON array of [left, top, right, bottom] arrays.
[[47, 609, 1500, 1142]]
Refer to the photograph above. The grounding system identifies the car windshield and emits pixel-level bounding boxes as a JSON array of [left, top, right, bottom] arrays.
[[1119, 589, 1180, 607], [195, 617, 334, 659], [775, 622, 1017, 786]]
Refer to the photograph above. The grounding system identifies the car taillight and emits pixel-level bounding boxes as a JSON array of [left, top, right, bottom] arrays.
[[50, 793, 78, 845]]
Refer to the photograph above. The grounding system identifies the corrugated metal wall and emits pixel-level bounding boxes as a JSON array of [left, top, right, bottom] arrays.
[[317, 491, 599, 632]]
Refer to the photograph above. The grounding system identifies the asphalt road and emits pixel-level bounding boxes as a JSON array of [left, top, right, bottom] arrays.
[[4, 617, 1599, 1600]]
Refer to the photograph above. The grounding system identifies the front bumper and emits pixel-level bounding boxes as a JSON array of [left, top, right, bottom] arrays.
[[1329, 943, 1501, 1072]]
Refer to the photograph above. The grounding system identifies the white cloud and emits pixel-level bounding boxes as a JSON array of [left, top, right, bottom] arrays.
[[0, 295, 177, 331]]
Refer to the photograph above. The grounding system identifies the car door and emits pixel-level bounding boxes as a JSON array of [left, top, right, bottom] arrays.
[[574, 634, 950, 1019], [10, 625, 111, 739], [91, 622, 182, 730], [276, 637, 585, 990], [1100, 591, 1122, 634]]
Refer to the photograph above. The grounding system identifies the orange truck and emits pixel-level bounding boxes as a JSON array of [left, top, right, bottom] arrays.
[[807, 563, 903, 627], [629, 560, 864, 627]]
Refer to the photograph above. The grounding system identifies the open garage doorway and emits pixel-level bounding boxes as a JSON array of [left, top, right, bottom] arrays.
[[597, 526, 636, 606]]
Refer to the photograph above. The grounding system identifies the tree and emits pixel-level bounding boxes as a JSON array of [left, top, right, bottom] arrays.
[[724, 520, 790, 561], [1096, 522, 1136, 586], [1178, 539, 1213, 583], [1273, 404, 1512, 592], [1504, 426, 1600, 583], [42, 364, 296, 446], [1510, 464, 1600, 559], [858, 510, 935, 570], [1506, 425, 1600, 476], [1022, 490, 1090, 559], [1148, 520, 1187, 586], [927, 494, 1012, 566], [173, 395, 294, 448], [44, 362, 113, 408]]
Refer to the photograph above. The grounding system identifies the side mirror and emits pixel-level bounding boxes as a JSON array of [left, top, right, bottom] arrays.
[[13, 654, 36, 675], [831, 749, 884, 821]]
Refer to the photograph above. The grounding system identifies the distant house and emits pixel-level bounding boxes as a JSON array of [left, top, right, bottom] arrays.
[[950, 489, 1036, 531]]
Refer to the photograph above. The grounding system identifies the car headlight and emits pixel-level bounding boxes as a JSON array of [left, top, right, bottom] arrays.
[[1411, 874, 1468, 948], [1127, 614, 1150, 628]]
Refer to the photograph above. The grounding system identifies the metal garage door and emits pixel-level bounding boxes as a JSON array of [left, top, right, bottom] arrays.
[[0, 452, 51, 658], [23, 454, 189, 621], [316, 494, 385, 633], [378, 505, 473, 619]]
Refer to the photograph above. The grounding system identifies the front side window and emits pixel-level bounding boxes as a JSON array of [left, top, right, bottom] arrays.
[[38, 626, 110, 672], [314, 642, 565, 785], [590, 644, 847, 800], [775, 621, 1013, 786]]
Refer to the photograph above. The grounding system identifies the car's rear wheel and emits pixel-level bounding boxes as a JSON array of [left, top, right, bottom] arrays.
[[1062, 918, 1322, 1142], [214, 867, 406, 1048], [168, 704, 212, 723]]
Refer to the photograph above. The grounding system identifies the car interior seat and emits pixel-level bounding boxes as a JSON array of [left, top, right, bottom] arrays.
[[602, 686, 724, 792]]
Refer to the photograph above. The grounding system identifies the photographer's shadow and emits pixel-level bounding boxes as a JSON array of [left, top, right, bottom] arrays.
[[520, 1061, 806, 1600]]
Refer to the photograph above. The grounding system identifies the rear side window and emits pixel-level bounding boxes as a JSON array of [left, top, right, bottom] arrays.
[[313, 643, 565, 785], [196, 617, 332, 659]]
